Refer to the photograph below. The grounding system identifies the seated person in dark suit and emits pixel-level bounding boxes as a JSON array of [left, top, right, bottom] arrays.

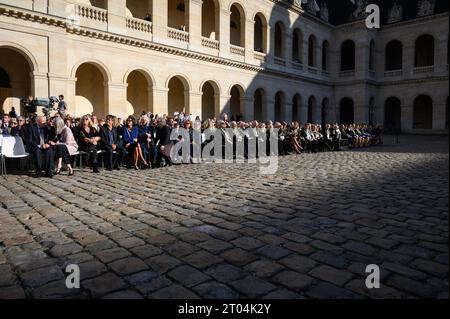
[[27, 116, 54, 178], [155, 119, 173, 167], [100, 115, 125, 171]]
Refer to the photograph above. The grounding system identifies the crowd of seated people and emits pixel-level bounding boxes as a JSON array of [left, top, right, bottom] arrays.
[[0, 109, 383, 178]]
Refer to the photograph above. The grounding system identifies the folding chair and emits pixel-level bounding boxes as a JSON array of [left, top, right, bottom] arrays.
[[0, 136, 30, 176]]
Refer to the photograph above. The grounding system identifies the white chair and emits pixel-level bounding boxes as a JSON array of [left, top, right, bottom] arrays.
[[0, 135, 6, 176], [0, 136, 29, 176]]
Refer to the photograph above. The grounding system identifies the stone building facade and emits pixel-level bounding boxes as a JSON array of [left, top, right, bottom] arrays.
[[0, 0, 448, 133]]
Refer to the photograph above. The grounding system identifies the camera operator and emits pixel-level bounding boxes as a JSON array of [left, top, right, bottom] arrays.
[[57, 94, 68, 118]]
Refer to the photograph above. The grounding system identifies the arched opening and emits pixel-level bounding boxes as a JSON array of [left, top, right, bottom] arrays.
[[168, 76, 188, 116], [415, 35, 434, 67], [201, 81, 219, 120], [202, 0, 219, 40], [322, 41, 329, 71], [274, 22, 285, 59], [254, 13, 267, 53], [0, 47, 32, 116], [369, 40, 375, 71], [168, 0, 188, 31], [446, 97, 449, 130], [307, 96, 316, 123], [292, 94, 301, 122], [75, 62, 108, 118], [369, 97, 375, 126], [126, 70, 152, 117], [340, 98, 354, 124], [89, 0, 107, 9], [384, 97, 402, 132], [413, 95, 433, 129], [341, 40, 356, 71], [126, 0, 152, 19], [254, 88, 265, 122], [308, 35, 316, 67], [292, 29, 303, 63], [385, 40, 403, 71], [230, 3, 245, 47], [0, 67, 10, 88], [274, 91, 285, 122], [321, 98, 329, 127], [229, 85, 244, 121]]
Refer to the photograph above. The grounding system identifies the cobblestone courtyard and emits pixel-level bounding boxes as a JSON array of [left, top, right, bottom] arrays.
[[0, 135, 448, 299]]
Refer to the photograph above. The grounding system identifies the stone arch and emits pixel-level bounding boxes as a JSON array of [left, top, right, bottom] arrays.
[[229, 83, 245, 121], [341, 40, 356, 71], [254, 12, 268, 53], [292, 28, 303, 63], [254, 88, 266, 122], [73, 62, 110, 118], [292, 93, 302, 122], [0, 42, 38, 73], [274, 91, 286, 122], [202, 0, 220, 40], [125, 68, 154, 116], [385, 40, 403, 71], [307, 96, 316, 123], [166, 74, 191, 116], [384, 96, 402, 132], [413, 95, 433, 129], [71, 59, 112, 83], [415, 34, 435, 67], [274, 21, 286, 59], [0, 45, 35, 116], [339, 97, 354, 124], [201, 80, 221, 120], [229, 2, 246, 47]]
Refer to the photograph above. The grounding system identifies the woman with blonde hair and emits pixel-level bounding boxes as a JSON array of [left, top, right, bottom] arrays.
[[49, 117, 78, 176]]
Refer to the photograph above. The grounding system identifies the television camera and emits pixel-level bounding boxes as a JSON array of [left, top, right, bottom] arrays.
[[21, 96, 60, 117]]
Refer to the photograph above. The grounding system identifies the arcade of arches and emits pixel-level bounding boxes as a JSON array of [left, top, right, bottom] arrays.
[[0, 42, 447, 132]]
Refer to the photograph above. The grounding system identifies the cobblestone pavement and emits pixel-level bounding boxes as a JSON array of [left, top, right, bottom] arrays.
[[0, 135, 448, 299]]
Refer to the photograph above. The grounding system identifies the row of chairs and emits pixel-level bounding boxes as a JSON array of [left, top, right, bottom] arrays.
[[0, 136, 112, 176]]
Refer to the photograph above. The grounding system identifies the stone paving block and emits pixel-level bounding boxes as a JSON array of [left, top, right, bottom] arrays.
[[244, 260, 285, 278], [183, 251, 223, 269], [109, 257, 148, 276], [309, 265, 354, 287], [82, 272, 128, 298], [306, 282, 362, 299], [192, 282, 239, 299], [94, 247, 131, 264], [197, 239, 233, 254], [20, 265, 65, 288], [279, 255, 317, 273], [256, 245, 291, 260], [0, 285, 27, 299], [147, 285, 199, 299], [146, 254, 182, 273], [205, 264, 248, 283], [230, 237, 265, 251], [102, 290, 143, 299], [168, 265, 211, 288], [273, 271, 315, 291], [230, 276, 275, 298]]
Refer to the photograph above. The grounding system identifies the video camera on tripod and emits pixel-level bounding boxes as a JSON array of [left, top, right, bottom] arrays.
[[21, 96, 60, 117]]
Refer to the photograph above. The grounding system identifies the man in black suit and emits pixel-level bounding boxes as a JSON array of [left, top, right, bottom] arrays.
[[155, 119, 173, 167], [100, 115, 124, 171], [28, 116, 54, 178]]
